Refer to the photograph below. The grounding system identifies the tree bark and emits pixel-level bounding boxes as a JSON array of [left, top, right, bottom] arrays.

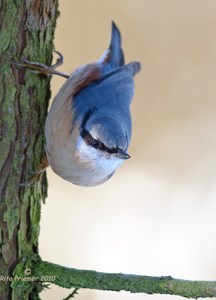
[[0, 0, 58, 299]]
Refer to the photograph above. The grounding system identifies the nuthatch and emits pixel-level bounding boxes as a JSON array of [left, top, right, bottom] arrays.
[[46, 22, 141, 186], [18, 22, 141, 186]]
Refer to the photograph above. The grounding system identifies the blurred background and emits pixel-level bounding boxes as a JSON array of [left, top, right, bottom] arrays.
[[39, 1, 216, 299]]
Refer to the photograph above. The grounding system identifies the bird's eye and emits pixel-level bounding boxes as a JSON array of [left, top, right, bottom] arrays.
[[80, 128, 103, 150], [92, 139, 100, 149], [80, 128, 118, 153]]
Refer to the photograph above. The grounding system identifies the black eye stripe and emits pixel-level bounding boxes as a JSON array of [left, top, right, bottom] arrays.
[[107, 148, 118, 154], [80, 128, 96, 146], [80, 128, 118, 154]]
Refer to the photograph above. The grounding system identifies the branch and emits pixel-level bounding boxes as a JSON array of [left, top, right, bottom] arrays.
[[23, 260, 216, 298]]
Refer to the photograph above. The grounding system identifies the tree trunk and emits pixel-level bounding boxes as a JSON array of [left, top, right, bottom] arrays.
[[0, 0, 58, 299]]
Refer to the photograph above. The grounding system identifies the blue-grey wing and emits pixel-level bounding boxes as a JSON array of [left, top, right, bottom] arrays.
[[73, 62, 140, 140]]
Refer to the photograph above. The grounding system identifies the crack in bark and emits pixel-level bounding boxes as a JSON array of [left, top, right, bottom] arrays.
[[0, 141, 16, 200]]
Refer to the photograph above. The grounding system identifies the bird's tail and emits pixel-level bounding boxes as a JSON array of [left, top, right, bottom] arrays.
[[98, 21, 124, 69], [108, 21, 124, 68]]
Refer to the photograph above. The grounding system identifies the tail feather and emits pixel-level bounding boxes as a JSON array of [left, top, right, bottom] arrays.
[[108, 21, 125, 68]]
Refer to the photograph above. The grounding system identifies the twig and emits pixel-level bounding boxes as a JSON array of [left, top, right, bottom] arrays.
[[63, 288, 79, 300]]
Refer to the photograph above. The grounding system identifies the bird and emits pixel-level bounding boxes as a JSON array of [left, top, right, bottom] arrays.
[[45, 21, 141, 187]]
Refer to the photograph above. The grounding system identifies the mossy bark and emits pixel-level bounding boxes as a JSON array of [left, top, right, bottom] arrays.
[[13, 260, 216, 299], [0, 0, 59, 299]]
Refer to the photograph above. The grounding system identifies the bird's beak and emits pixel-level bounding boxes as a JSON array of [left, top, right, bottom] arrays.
[[116, 149, 130, 160]]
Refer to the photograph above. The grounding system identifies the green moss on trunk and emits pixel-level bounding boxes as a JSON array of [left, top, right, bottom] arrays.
[[0, 0, 59, 298]]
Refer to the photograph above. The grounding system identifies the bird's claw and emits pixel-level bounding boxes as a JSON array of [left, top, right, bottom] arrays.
[[12, 50, 70, 79]]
